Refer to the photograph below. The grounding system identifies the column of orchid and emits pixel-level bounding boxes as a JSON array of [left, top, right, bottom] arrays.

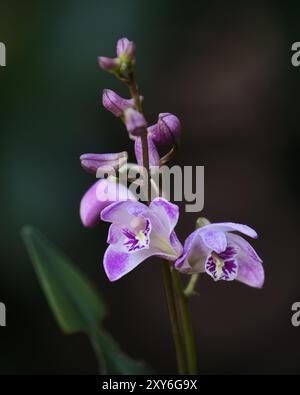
[[79, 38, 265, 375]]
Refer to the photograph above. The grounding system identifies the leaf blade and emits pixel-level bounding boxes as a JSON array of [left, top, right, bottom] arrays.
[[21, 225, 106, 334], [21, 225, 153, 374]]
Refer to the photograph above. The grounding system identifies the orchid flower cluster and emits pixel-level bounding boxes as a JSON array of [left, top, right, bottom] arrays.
[[79, 38, 264, 374]]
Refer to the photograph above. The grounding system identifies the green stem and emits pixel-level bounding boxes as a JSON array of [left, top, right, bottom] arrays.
[[127, 72, 142, 113], [162, 262, 187, 374], [172, 269, 198, 374], [184, 274, 199, 298]]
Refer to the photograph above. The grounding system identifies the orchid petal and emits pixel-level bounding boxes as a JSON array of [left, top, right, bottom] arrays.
[[227, 233, 264, 288], [104, 240, 182, 281], [150, 198, 179, 233], [201, 229, 227, 254], [80, 178, 136, 228], [101, 200, 148, 224], [169, 231, 184, 259], [107, 223, 123, 244], [175, 228, 211, 274], [103, 245, 152, 281], [201, 222, 258, 239]]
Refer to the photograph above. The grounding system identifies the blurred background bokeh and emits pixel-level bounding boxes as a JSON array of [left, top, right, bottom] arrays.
[[1, 0, 300, 374]]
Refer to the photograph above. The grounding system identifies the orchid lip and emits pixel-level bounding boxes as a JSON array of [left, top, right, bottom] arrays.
[[205, 246, 238, 282], [210, 253, 225, 281], [122, 218, 151, 253]]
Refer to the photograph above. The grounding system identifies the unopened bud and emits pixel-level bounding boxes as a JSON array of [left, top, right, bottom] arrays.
[[102, 89, 135, 117], [98, 56, 119, 71], [80, 152, 128, 175], [196, 217, 210, 229], [116, 37, 136, 62], [149, 113, 181, 146], [124, 108, 147, 137]]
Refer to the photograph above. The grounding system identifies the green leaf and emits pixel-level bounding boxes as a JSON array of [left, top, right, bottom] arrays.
[[92, 331, 153, 375], [21, 226, 153, 374], [21, 226, 106, 334]]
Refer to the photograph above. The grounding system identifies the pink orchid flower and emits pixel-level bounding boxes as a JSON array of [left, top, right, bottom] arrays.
[[175, 222, 264, 288], [100, 198, 183, 281]]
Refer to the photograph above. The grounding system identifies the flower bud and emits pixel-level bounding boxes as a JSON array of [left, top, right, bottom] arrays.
[[124, 108, 147, 137], [116, 37, 135, 61], [98, 38, 136, 77], [98, 56, 119, 71], [80, 151, 128, 175], [102, 89, 136, 117], [196, 217, 210, 229], [149, 113, 181, 146]]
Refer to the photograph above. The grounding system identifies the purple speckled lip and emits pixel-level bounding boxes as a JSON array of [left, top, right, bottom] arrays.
[[205, 245, 238, 281], [122, 219, 151, 252]]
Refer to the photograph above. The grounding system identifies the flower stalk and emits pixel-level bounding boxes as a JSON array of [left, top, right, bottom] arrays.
[[126, 70, 190, 374], [126, 72, 198, 375], [162, 262, 187, 374], [184, 274, 199, 298], [172, 269, 198, 374], [126, 72, 151, 203]]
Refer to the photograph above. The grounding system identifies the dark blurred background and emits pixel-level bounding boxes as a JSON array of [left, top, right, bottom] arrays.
[[1, 0, 300, 374]]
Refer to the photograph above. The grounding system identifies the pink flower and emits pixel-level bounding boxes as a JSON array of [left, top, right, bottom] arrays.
[[101, 198, 183, 281], [175, 222, 264, 288]]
